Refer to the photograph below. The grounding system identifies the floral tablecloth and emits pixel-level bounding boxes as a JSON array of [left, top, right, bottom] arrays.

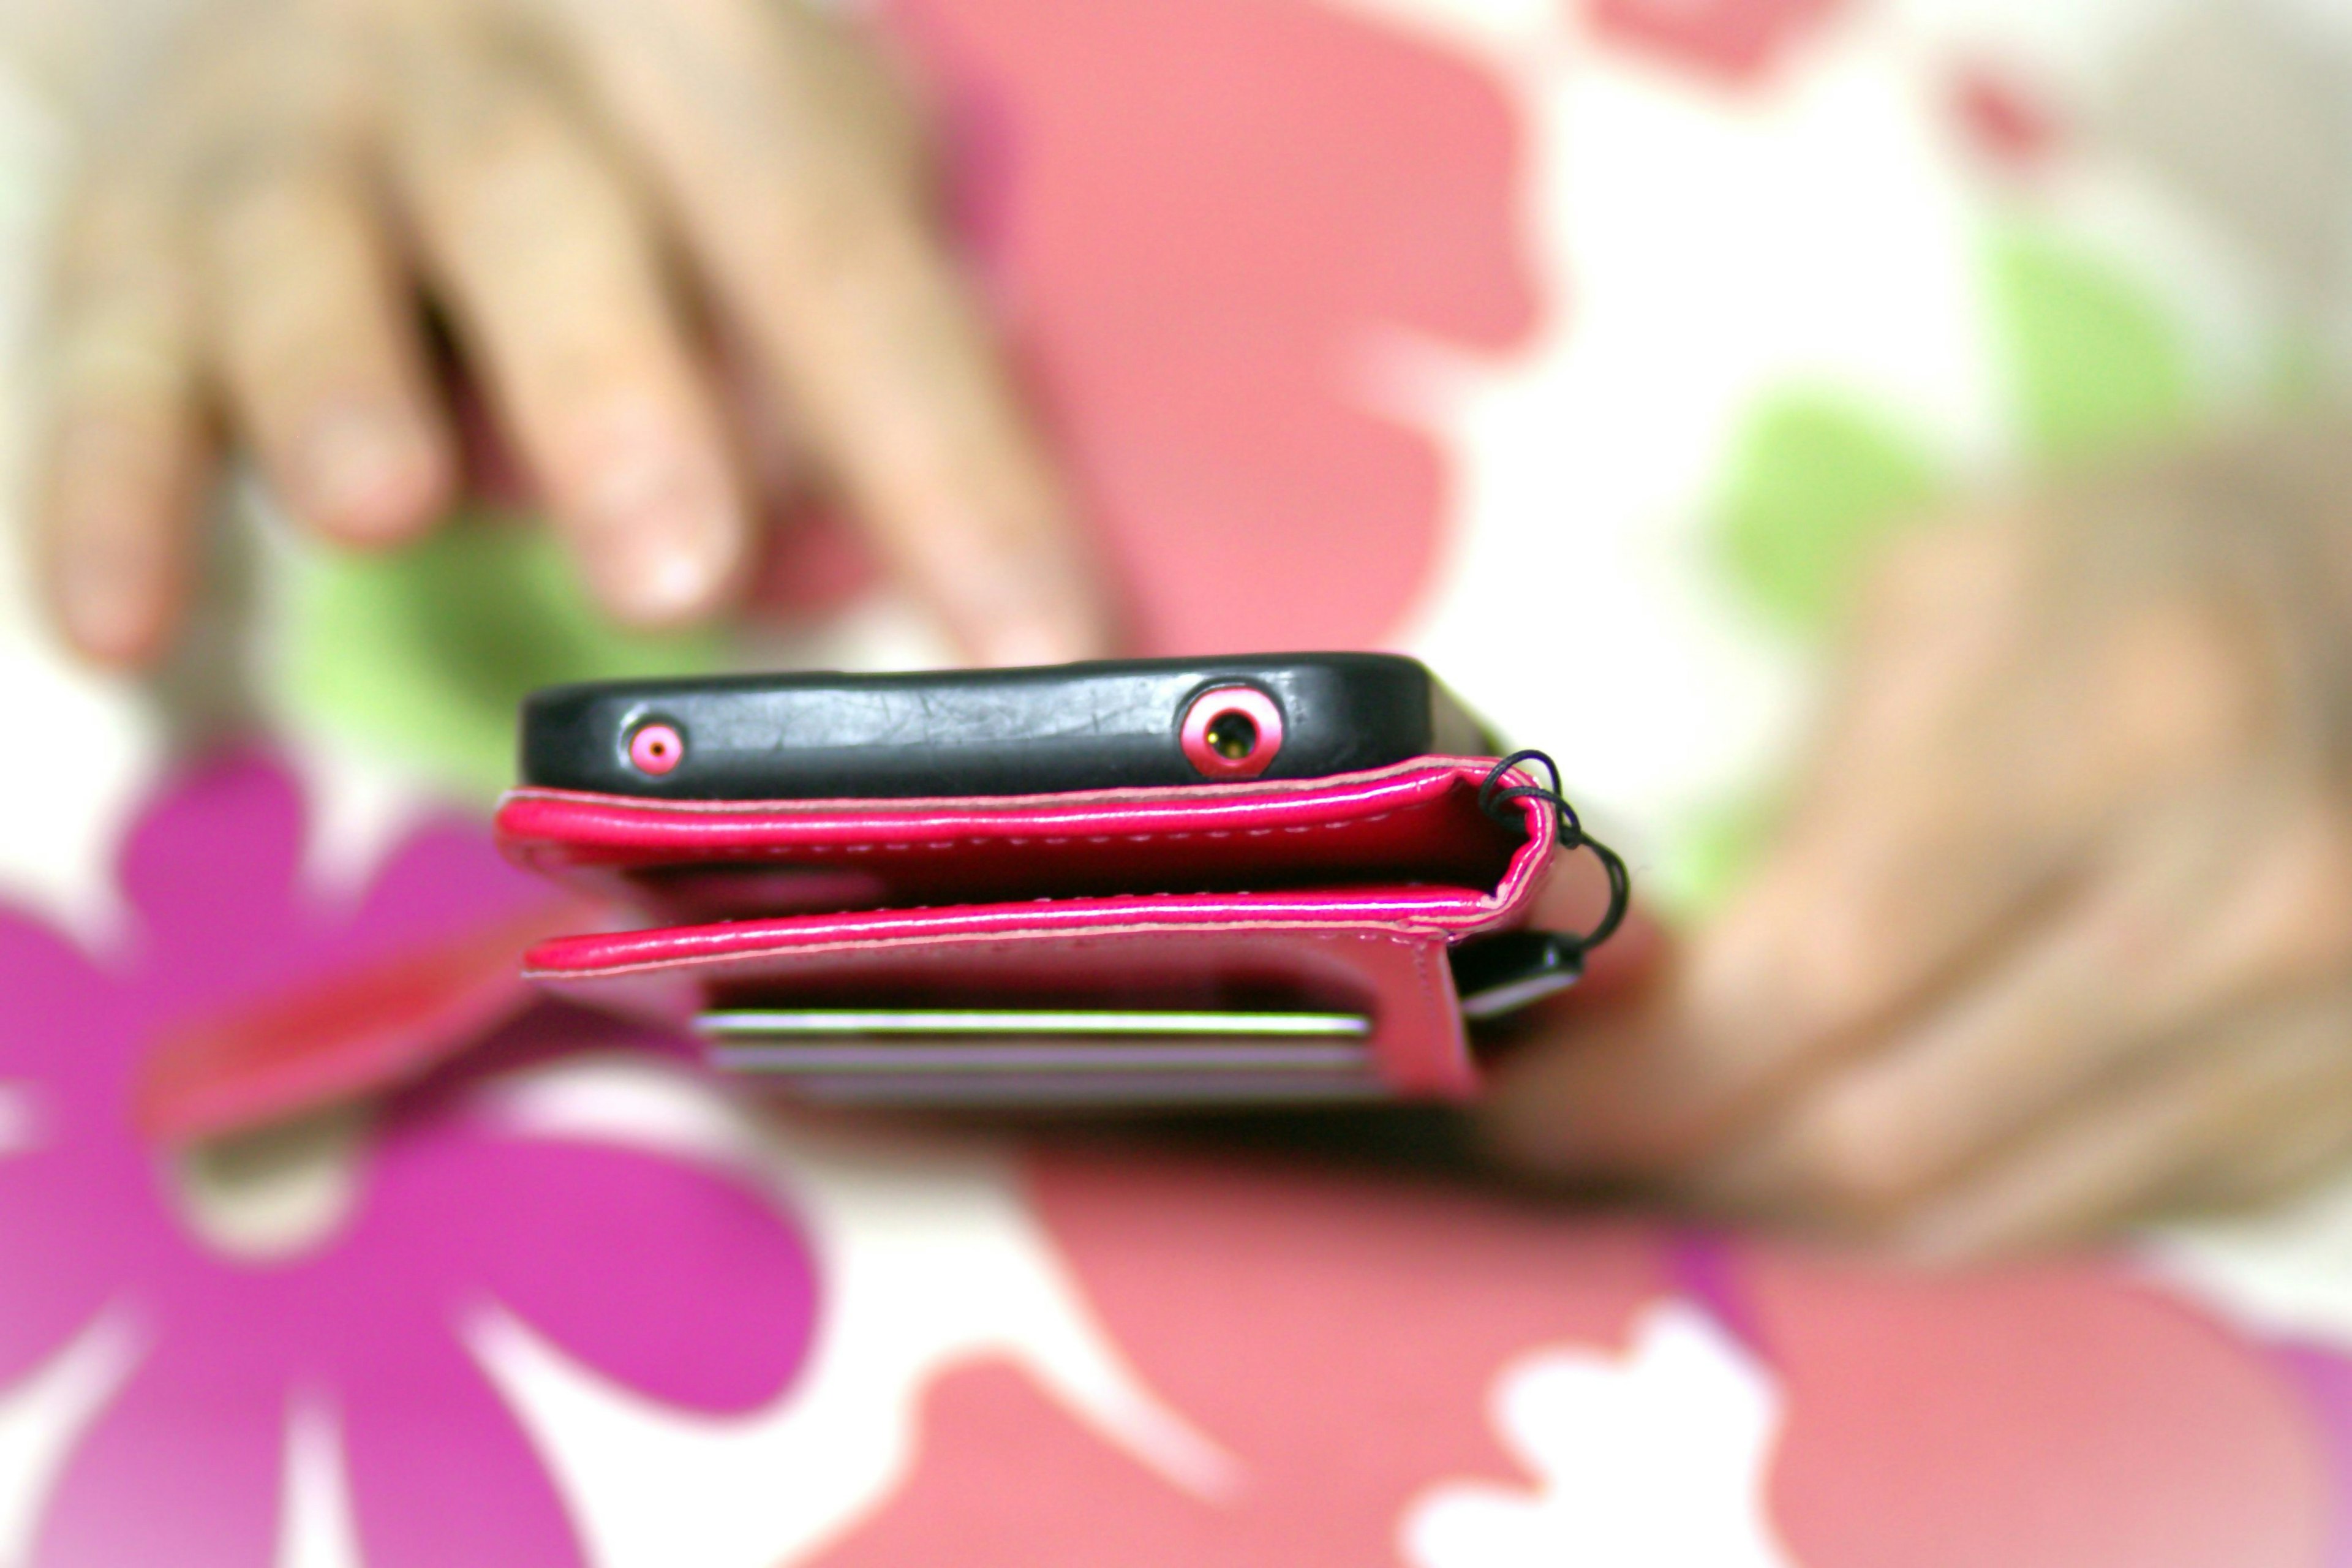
[[5, 0, 2352, 1562]]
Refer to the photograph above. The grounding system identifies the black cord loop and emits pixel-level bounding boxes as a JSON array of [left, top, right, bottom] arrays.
[[1479, 749, 1631, 957]]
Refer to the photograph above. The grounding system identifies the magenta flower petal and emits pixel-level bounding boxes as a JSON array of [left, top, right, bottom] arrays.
[[32, 1336, 285, 1568], [362, 1125, 818, 1414], [4, 754, 829, 1558], [0, 1152, 111, 1389], [341, 1332, 585, 1568], [342, 817, 552, 956], [0, 906, 119, 1087], [115, 756, 307, 992]]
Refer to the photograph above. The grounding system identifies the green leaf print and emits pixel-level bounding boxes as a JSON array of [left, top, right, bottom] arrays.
[[282, 514, 723, 801], [1679, 225, 2205, 918], [1713, 393, 1943, 636], [1989, 225, 2194, 461]]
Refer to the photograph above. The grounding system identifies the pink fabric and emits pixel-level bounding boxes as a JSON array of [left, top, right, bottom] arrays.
[[501, 759, 1559, 1097], [1746, 1247, 2328, 1567], [134, 898, 595, 1145], [544, 921, 1479, 1096], [0, 756, 820, 1568], [497, 758, 1553, 925], [498, 757, 1544, 895], [880, 0, 1537, 652], [808, 1152, 2328, 1566], [1583, 0, 1845, 83], [814, 1153, 1667, 1566], [527, 892, 1523, 973]]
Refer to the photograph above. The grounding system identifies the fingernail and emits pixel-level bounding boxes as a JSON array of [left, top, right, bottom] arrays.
[[963, 554, 1118, 668], [55, 529, 164, 665], [580, 453, 742, 625], [973, 614, 1101, 669], [606, 519, 730, 623], [297, 408, 441, 543]]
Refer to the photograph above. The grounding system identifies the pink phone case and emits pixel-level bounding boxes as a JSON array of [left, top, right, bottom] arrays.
[[494, 756, 1562, 1099]]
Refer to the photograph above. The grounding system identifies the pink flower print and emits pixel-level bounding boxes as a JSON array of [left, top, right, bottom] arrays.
[[1950, 62, 2064, 171], [0, 756, 819, 1567], [882, 0, 1538, 653], [810, 1153, 2328, 1561], [1741, 1246, 2326, 1568], [1582, 0, 1845, 85]]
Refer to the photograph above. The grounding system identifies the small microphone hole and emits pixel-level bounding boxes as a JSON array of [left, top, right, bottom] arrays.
[[628, 722, 684, 776]]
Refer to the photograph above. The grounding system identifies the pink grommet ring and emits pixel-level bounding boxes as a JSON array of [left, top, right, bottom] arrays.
[[1179, 686, 1284, 779], [627, 722, 684, 777]]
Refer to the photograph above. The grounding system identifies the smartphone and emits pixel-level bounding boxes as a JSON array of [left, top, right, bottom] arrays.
[[519, 653, 1488, 799]]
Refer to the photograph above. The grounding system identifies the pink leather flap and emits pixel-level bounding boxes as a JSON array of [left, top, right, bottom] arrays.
[[500, 758, 1559, 1101], [530, 919, 1479, 1098], [496, 756, 1553, 923]]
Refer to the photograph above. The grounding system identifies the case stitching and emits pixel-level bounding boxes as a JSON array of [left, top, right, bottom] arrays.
[[548, 921, 1457, 979], [617, 796, 1460, 859]]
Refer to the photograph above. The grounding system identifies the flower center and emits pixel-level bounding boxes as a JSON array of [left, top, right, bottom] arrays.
[[168, 1109, 365, 1262]]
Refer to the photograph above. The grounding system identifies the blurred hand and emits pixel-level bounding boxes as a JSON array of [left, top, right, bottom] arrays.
[[37, 0, 1111, 666], [1486, 424, 2352, 1259]]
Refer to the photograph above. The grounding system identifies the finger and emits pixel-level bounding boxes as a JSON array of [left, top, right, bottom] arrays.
[[555, 0, 1115, 663], [1472, 462, 2046, 1188], [1477, 975, 1710, 1178], [1890, 992, 2352, 1261], [37, 174, 208, 666], [1800, 518, 2038, 811], [1480, 813, 2081, 1183], [1702, 778, 2352, 1219], [1676, 526, 2068, 1076], [712, 314, 809, 511], [2171, 1091, 2352, 1214], [1675, 538, 2274, 1144], [200, 151, 452, 545], [383, 28, 748, 624]]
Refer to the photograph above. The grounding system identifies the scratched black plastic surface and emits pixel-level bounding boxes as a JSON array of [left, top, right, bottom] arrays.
[[520, 654, 1452, 799]]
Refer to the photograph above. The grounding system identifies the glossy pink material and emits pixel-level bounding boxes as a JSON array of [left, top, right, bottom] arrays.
[[134, 897, 596, 1145], [0, 756, 818, 1564], [497, 757, 1540, 894], [1178, 685, 1284, 778], [496, 758, 1556, 1098], [627, 723, 684, 777]]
